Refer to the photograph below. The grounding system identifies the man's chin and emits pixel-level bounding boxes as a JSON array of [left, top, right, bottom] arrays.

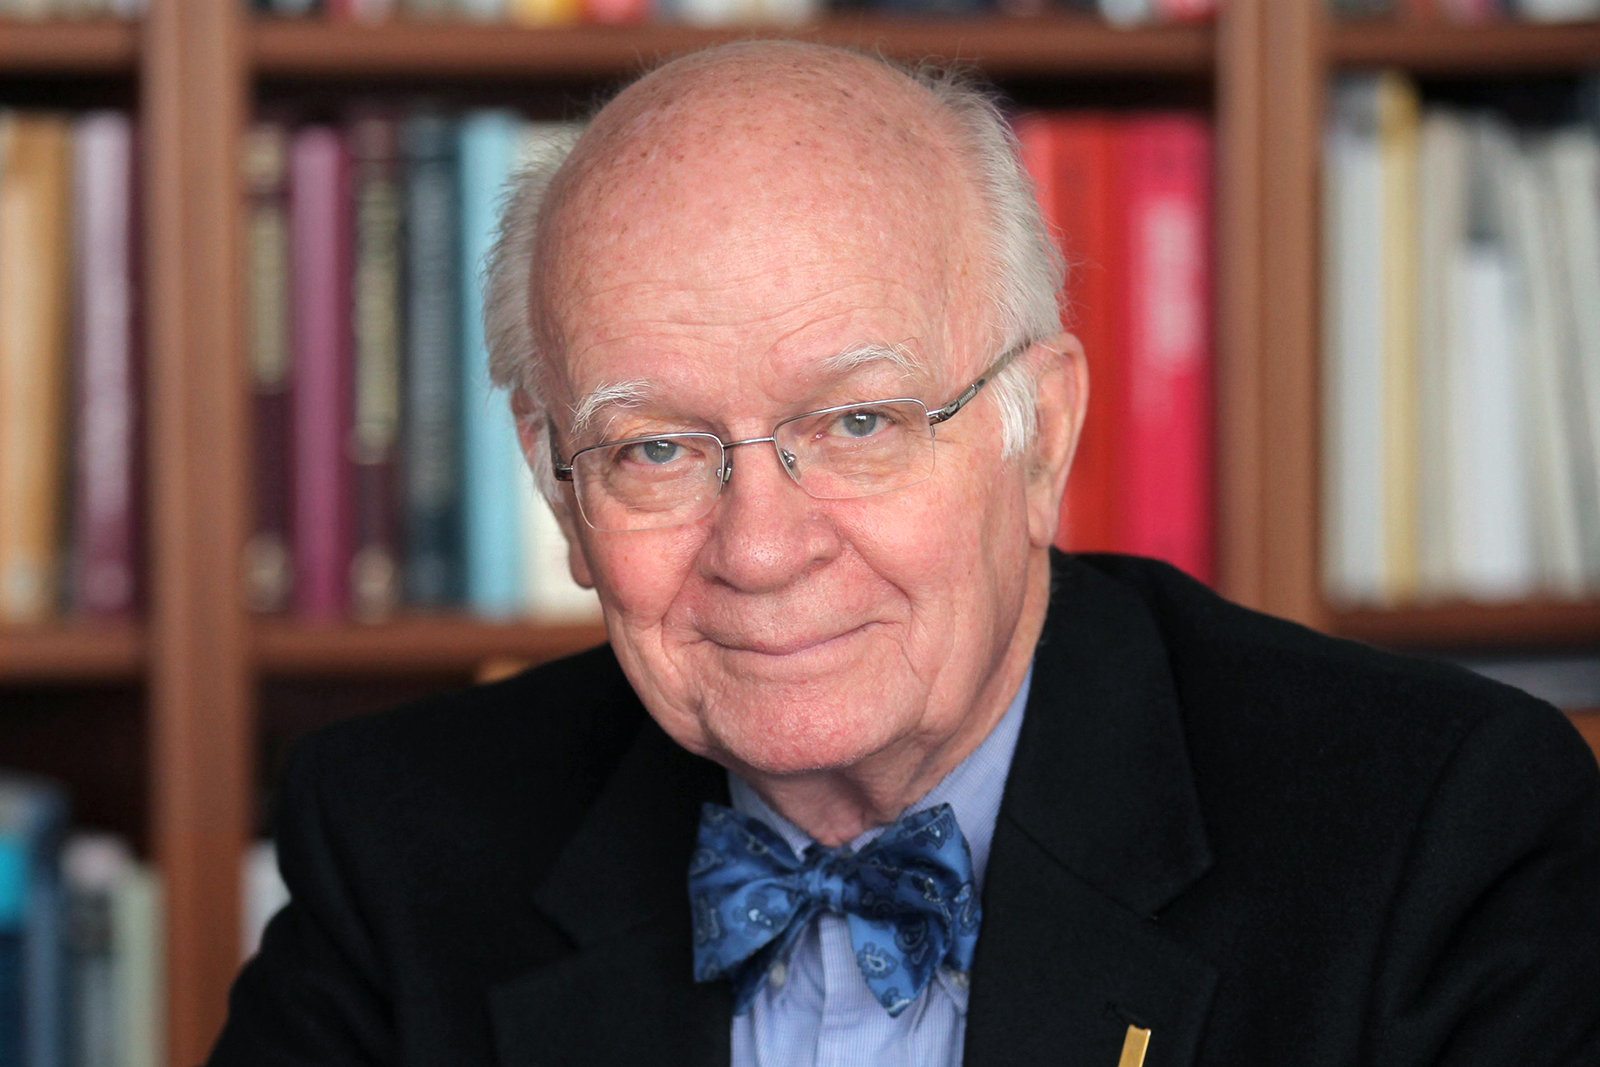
[[703, 700, 905, 780]]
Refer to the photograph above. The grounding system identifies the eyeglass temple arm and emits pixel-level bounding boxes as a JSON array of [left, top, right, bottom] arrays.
[[927, 341, 1028, 425]]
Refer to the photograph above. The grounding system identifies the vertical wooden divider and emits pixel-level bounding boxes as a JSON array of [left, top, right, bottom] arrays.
[[1214, 0, 1266, 610], [142, 0, 252, 1059], [1259, 0, 1325, 627]]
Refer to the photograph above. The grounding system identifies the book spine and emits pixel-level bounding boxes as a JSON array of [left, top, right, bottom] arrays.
[[581, 0, 649, 21], [244, 120, 294, 614], [508, 0, 580, 25], [348, 112, 404, 622], [1048, 114, 1121, 555], [459, 112, 522, 617], [1377, 72, 1422, 603], [0, 114, 73, 623], [110, 865, 162, 1067], [0, 837, 20, 1067], [72, 111, 139, 618], [1118, 114, 1214, 584], [402, 113, 463, 607], [290, 126, 355, 620]]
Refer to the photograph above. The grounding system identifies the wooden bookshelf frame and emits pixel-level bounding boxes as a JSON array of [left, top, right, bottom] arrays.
[[0, 18, 139, 72], [1258, 0, 1600, 638]]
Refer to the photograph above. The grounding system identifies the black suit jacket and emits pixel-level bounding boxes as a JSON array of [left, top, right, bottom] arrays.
[[210, 553, 1600, 1067]]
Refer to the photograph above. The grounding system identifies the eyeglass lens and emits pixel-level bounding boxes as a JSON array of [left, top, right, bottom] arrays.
[[570, 399, 936, 532]]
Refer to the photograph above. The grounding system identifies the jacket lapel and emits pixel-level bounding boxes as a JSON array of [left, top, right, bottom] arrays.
[[964, 556, 1219, 1067], [488, 720, 733, 1067]]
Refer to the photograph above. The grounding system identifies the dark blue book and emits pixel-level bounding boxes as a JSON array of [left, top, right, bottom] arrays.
[[0, 774, 69, 1067], [403, 110, 464, 608]]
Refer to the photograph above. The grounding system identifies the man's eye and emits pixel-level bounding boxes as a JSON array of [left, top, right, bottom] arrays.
[[622, 439, 682, 465], [834, 410, 883, 438]]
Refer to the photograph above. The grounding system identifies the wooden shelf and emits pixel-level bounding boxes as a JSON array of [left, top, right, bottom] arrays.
[[249, 14, 1214, 78], [0, 19, 140, 73], [1329, 19, 1600, 73], [0, 621, 144, 681], [1329, 600, 1600, 650], [253, 615, 608, 674]]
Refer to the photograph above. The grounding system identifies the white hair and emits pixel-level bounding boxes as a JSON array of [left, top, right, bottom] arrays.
[[484, 47, 1065, 500]]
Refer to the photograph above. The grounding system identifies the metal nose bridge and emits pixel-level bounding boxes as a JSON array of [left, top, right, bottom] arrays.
[[716, 435, 796, 486]]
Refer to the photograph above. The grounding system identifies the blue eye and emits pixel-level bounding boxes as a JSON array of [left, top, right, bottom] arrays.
[[637, 439, 680, 464], [837, 410, 881, 438]]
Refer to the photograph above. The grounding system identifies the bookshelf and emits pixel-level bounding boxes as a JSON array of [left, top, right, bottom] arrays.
[[3, 0, 1595, 1063]]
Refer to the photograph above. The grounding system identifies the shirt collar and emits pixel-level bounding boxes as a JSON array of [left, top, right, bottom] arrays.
[[727, 659, 1034, 893]]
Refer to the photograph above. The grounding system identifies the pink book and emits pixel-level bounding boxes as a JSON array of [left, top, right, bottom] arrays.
[[290, 125, 354, 620], [1117, 114, 1214, 584], [71, 111, 141, 617]]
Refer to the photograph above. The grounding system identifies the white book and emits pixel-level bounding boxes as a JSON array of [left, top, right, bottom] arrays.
[[1494, 130, 1588, 596], [1099, 0, 1153, 25], [62, 834, 135, 1067], [1416, 110, 1469, 599], [1543, 128, 1600, 588], [112, 865, 164, 1067], [1450, 247, 1535, 600], [1322, 79, 1388, 605], [241, 840, 290, 961], [520, 474, 602, 621], [1515, 0, 1600, 21]]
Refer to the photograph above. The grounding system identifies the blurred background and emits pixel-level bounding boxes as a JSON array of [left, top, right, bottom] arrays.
[[2, 0, 1598, 1063]]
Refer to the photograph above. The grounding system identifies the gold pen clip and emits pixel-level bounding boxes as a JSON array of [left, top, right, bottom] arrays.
[[1117, 1024, 1152, 1067]]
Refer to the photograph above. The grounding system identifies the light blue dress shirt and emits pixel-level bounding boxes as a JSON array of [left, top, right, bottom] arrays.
[[726, 663, 1033, 1067]]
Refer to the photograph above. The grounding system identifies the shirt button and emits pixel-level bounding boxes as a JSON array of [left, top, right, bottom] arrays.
[[768, 961, 787, 988], [946, 968, 970, 989]]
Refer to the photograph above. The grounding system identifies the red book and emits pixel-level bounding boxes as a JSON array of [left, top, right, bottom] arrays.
[[1049, 114, 1122, 555], [71, 111, 142, 617], [290, 125, 354, 620], [582, 0, 649, 23], [1117, 114, 1214, 584]]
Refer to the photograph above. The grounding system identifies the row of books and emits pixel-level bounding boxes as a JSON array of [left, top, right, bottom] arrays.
[[246, 112, 599, 622], [0, 776, 162, 1067], [1329, 0, 1600, 22], [0, 112, 142, 626], [0, 0, 140, 18], [1017, 110, 1214, 584], [1322, 72, 1600, 607], [246, 0, 1214, 27]]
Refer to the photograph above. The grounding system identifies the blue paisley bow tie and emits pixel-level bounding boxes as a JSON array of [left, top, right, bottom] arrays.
[[688, 800, 981, 1017]]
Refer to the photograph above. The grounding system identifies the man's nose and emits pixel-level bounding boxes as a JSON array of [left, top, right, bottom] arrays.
[[699, 442, 840, 594]]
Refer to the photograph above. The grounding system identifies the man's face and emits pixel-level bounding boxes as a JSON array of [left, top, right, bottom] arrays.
[[535, 70, 1056, 782]]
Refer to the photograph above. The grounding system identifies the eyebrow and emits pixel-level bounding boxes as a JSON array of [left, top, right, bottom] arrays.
[[563, 342, 929, 441], [817, 341, 928, 380], [568, 378, 653, 442]]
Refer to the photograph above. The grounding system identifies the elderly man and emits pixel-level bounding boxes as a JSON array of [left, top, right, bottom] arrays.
[[211, 41, 1600, 1067]]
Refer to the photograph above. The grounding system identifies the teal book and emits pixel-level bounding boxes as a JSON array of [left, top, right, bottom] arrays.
[[0, 774, 68, 1067], [459, 111, 523, 617]]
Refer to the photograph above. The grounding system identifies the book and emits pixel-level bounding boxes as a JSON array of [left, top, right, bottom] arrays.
[[70, 111, 142, 618], [1377, 72, 1422, 602], [1414, 109, 1468, 599], [1048, 114, 1121, 556], [402, 111, 463, 608], [241, 840, 289, 960], [1543, 128, 1600, 586], [348, 111, 405, 623], [110, 865, 162, 1067], [1496, 129, 1588, 596], [459, 112, 523, 618], [290, 125, 355, 620], [61, 834, 132, 1067], [1323, 78, 1387, 604], [0, 835, 21, 1067], [1117, 114, 1214, 584], [0, 113, 72, 623], [508, 0, 580, 24], [244, 120, 295, 615], [0, 774, 68, 1067]]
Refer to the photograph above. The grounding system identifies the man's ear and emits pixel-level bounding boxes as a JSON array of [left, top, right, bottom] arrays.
[[1024, 330, 1089, 550], [512, 391, 596, 590]]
